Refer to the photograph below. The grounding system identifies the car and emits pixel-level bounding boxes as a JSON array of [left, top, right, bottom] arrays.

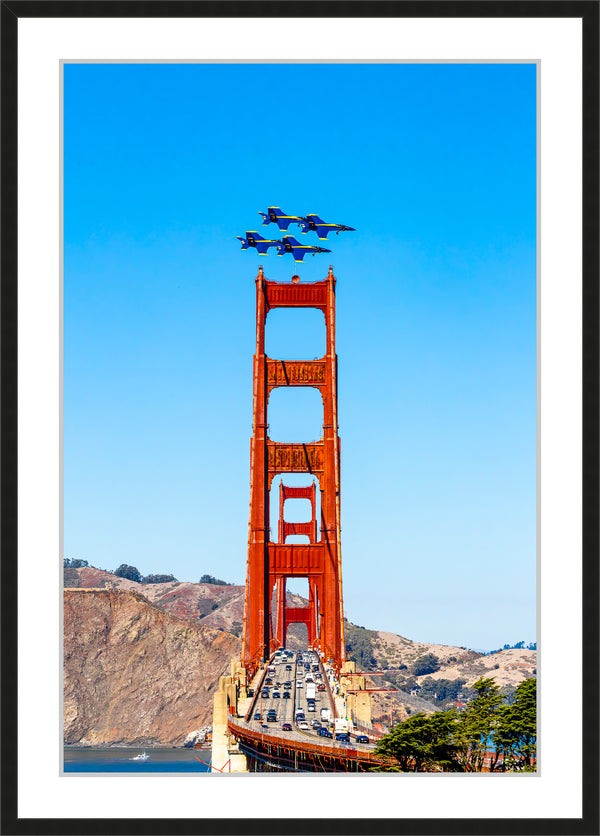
[[283, 681, 292, 689], [272, 690, 281, 698], [282, 723, 292, 731], [317, 684, 326, 691], [247, 688, 254, 697], [267, 714, 277, 722], [311, 720, 321, 728], [297, 722, 310, 730], [253, 712, 261, 720], [296, 681, 303, 688], [335, 732, 350, 742], [285, 664, 292, 671], [265, 678, 273, 685], [318, 727, 333, 738], [307, 704, 315, 712], [283, 691, 291, 699], [262, 689, 269, 698], [356, 735, 370, 744]]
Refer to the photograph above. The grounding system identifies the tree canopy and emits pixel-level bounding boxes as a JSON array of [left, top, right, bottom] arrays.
[[375, 676, 536, 773], [199, 574, 232, 586], [113, 564, 143, 583], [410, 653, 441, 676]]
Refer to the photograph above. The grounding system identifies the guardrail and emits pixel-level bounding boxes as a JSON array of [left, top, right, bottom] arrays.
[[227, 716, 389, 768]]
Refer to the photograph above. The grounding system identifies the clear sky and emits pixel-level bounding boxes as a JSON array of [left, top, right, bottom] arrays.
[[64, 62, 536, 651]]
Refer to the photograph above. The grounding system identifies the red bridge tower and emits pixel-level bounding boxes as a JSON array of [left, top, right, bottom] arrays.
[[242, 267, 346, 673]]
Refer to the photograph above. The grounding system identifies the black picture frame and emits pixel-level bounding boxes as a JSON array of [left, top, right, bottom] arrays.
[[1, 2, 598, 835]]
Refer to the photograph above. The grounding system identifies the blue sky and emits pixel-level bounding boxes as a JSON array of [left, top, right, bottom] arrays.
[[64, 62, 536, 650]]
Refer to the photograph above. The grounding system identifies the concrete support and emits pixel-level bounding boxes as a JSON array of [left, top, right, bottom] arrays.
[[211, 674, 249, 773], [211, 677, 231, 773], [355, 691, 372, 725]]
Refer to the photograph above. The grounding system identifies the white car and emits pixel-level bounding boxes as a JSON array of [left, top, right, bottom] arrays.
[[296, 680, 303, 688], [297, 721, 310, 730]]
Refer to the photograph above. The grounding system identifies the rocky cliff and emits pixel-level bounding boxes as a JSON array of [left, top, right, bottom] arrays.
[[64, 588, 240, 746]]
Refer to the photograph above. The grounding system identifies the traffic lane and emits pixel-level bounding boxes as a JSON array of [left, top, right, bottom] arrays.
[[294, 662, 332, 739], [251, 664, 295, 725], [247, 659, 376, 750]]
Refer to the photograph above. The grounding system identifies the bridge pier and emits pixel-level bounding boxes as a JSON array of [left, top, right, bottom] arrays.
[[211, 666, 250, 773]]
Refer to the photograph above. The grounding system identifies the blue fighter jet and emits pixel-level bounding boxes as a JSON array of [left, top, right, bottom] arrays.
[[298, 214, 355, 239], [258, 207, 303, 231], [236, 231, 280, 255], [276, 235, 331, 262]]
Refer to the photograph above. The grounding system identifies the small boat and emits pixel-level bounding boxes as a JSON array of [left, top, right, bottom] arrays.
[[131, 751, 149, 761]]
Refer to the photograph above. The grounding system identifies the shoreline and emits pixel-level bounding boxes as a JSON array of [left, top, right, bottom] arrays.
[[64, 743, 211, 750]]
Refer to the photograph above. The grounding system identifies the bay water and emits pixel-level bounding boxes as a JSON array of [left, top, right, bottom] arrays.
[[64, 747, 211, 774]]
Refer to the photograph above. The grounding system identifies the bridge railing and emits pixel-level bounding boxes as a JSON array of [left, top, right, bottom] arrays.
[[352, 718, 386, 740], [227, 716, 388, 766]]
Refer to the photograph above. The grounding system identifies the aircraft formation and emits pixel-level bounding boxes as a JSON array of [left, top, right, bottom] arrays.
[[237, 206, 354, 263]]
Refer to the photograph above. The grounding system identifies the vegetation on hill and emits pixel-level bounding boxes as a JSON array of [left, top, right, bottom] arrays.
[[64, 560, 234, 588], [410, 652, 441, 676], [113, 564, 178, 584], [64, 558, 89, 568], [483, 640, 537, 655], [199, 574, 233, 586], [375, 676, 536, 772], [344, 623, 378, 669]]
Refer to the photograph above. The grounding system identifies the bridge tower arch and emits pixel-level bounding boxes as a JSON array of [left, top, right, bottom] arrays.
[[242, 267, 346, 674]]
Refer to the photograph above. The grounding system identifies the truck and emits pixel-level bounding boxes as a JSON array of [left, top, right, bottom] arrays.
[[320, 708, 332, 723], [334, 718, 349, 733], [306, 684, 316, 700]]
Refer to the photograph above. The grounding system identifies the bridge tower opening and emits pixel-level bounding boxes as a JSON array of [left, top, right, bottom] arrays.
[[242, 267, 346, 674]]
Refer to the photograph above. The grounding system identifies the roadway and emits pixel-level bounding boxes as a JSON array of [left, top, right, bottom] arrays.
[[245, 648, 376, 753]]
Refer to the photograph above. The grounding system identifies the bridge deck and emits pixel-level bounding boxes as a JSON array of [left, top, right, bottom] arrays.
[[228, 649, 390, 772]]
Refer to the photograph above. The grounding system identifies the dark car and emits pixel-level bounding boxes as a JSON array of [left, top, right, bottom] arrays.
[[282, 723, 292, 731], [285, 664, 292, 671], [247, 688, 254, 697], [265, 678, 272, 685], [253, 712, 261, 720], [356, 735, 370, 744], [262, 689, 269, 698], [267, 713, 277, 722], [283, 691, 291, 699], [335, 732, 350, 742], [318, 727, 333, 738], [317, 684, 326, 691]]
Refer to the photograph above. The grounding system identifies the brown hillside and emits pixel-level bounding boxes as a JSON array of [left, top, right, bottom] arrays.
[[64, 588, 239, 746]]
